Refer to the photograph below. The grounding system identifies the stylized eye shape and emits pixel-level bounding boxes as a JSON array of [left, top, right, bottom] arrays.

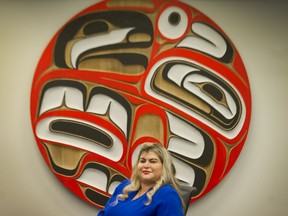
[[158, 6, 188, 40]]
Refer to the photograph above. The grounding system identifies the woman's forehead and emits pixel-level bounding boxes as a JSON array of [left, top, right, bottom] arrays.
[[140, 150, 160, 159]]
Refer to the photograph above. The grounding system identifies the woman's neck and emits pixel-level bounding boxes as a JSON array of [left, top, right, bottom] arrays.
[[140, 186, 150, 193], [133, 183, 154, 200], [140, 182, 155, 192]]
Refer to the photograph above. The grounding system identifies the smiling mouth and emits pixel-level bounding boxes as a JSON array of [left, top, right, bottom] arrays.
[[142, 171, 151, 174]]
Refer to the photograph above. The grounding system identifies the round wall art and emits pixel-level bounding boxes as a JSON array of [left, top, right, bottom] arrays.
[[30, 0, 252, 209]]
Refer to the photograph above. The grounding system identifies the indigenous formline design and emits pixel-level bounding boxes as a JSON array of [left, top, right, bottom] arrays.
[[30, 0, 251, 209]]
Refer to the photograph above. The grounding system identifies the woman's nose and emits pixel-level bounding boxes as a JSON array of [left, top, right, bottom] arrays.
[[144, 161, 150, 167]]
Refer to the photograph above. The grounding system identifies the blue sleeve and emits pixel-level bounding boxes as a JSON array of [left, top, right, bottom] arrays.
[[97, 180, 130, 216], [97, 209, 104, 216], [155, 186, 184, 216]]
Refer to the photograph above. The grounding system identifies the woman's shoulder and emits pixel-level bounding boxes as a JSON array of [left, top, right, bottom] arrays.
[[156, 184, 179, 196], [113, 179, 131, 193], [118, 179, 131, 188], [153, 184, 183, 213], [120, 179, 131, 186]]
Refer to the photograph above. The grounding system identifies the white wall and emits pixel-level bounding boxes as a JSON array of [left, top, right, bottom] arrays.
[[1, 1, 287, 216]]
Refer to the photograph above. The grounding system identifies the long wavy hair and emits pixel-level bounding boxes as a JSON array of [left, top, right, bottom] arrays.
[[113, 142, 183, 206]]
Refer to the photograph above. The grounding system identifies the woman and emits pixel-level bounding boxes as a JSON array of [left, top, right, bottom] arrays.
[[97, 142, 184, 216]]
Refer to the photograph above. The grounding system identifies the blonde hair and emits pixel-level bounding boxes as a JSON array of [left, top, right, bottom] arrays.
[[113, 142, 183, 206]]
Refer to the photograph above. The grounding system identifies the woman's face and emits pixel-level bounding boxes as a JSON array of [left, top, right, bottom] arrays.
[[137, 150, 163, 186]]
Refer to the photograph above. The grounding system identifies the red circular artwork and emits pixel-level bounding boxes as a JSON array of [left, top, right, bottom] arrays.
[[30, 0, 251, 209]]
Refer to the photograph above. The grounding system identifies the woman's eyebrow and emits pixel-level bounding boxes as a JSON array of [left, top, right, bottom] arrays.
[[139, 157, 159, 161], [149, 158, 159, 161]]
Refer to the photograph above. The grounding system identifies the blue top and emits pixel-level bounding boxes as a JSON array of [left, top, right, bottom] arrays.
[[97, 180, 184, 216]]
